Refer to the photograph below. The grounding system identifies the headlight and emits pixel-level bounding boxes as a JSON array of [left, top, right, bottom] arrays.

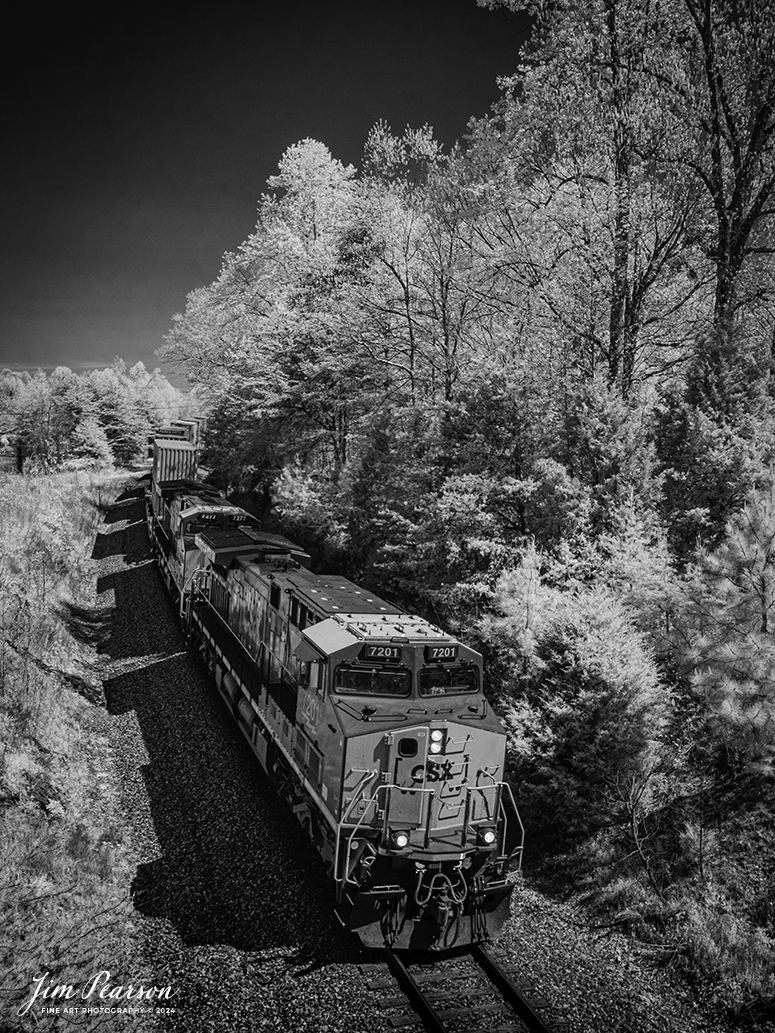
[[429, 741, 442, 754], [390, 830, 410, 850], [477, 827, 497, 846], [431, 729, 444, 741]]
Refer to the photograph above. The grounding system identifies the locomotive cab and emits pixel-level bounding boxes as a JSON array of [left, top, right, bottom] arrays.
[[292, 614, 524, 949]]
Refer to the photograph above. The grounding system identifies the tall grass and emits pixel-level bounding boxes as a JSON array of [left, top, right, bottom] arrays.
[[0, 471, 147, 1030]]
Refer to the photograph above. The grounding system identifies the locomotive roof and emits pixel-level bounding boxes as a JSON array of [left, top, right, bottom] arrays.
[[299, 613, 459, 663], [196, 525, 309, 567], [157, 480, 221, 500], [335, 612, 451, 641], [201, 526, 299, 551], [173, 490, 234, 509], [281, 569, 400, 616]]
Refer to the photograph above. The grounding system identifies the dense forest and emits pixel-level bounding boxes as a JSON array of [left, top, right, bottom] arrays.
[[0, 362, 196, 471], [160, 0, 775, 1015]]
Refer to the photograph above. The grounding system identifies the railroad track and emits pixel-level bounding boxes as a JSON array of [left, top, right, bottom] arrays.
[[361, 945, 567, 1033]]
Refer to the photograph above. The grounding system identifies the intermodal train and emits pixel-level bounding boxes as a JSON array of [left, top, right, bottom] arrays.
[[145, 434, 524, 951]]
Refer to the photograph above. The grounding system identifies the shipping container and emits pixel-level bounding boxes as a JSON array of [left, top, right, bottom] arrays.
[[152, 439, 197, 485], [171, 420, 200, 446]]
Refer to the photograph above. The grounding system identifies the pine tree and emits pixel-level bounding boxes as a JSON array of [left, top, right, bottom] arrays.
[[679, 483, 775, 773], [685, 327, 771, 425], [653, 379, 775, 560], [69, 417, 114, 468], [482, 550, 667, 848]]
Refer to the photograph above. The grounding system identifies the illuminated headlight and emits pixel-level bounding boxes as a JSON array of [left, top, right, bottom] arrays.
[[431, 730, 444, 741], [477, 827, 497, 846], [390, 830, 410, 850], [429, 741, 442, 754]]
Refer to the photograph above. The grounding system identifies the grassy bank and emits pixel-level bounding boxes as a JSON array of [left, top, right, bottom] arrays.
[[0, 471, 142, 1029]]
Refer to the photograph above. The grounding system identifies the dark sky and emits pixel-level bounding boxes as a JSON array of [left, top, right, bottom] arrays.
[[1, 0, 528, 379]]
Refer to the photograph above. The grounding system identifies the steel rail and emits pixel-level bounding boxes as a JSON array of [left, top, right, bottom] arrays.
[[384, 949, 448, 1033], [375, 944, 563, 1033], [471, 944, 560, 1033]]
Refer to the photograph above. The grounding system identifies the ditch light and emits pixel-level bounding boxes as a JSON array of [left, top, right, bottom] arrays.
[[477, 826, 497, 847], [389, 829, 410, 850]]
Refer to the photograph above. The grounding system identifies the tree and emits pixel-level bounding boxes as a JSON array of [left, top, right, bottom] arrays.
[[357, 125, 514, 423], [677, 483, 775, 773], [669, 0, 775, 332], [477, 0, 775, 393], [473, 0, 714, 396], [88, 366, 149, 465], [162, 139, 358, 397], [596, 498, 682, 648], [68, 416, 114, 468], [654, 326, 775, 559], [482, 547, 667, 849]]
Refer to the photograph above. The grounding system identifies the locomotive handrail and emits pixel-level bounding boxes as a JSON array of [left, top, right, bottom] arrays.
[[461, 782, 501, 848], [181, 565, 211, 622], [340, 769, 380, 825], [338, 778, 522, 887], [497, 778, 525, 870], [334, 769, 380, 885], [336, 781, 436, 887], [461, 780, 524, 869]]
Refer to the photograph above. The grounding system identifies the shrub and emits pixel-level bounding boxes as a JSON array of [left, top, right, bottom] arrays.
[[483, 547, 668, 852]]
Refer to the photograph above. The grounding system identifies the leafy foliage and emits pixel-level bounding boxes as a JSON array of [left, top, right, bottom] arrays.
[[1, 361, 194, 471], [678, 484, 775, 774], [482, 549, 667, 849], [0, 473, 139, 1028]]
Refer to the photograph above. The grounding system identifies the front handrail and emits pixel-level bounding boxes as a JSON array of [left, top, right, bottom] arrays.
[[335, 778, 525, 886], [334, 770, 379, 884], [497, 778, 525, 870], [336, 781, 436, 887], [462, 781, 524, 869]]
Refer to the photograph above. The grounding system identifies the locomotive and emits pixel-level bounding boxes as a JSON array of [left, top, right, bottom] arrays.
[[146, 436, 524, 950]]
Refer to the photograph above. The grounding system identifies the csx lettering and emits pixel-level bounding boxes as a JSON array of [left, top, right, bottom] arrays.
[[411, 759, 454, 783]]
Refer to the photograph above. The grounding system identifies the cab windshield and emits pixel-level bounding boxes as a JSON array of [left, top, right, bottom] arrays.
[[419, 665, 479, 697], [334, 664, 411, 698]]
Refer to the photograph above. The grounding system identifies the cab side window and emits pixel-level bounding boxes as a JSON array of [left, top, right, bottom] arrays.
[[301, 661, 324, 697]]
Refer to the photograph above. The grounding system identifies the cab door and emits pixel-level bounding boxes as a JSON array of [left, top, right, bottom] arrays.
[[386, 728, 430, 831]]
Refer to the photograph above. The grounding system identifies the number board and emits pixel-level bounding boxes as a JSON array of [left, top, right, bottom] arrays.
[[361, 644, 402, 662], [197, 511, 249, 523], [425, 644, 458, 662]]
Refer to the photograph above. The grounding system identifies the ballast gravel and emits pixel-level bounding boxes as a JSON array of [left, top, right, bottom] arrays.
[[92, 481, 747, 1033]]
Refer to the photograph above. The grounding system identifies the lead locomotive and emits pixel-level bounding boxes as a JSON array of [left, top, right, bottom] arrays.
[[146, 432, 523, 950]]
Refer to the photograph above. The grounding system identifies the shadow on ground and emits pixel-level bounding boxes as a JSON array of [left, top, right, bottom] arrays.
[[97, 486, 358, 962]]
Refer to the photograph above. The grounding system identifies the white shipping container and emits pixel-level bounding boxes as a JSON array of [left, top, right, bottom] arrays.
[[152, 439, 197, 484], [171, 420, 200, 446]]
